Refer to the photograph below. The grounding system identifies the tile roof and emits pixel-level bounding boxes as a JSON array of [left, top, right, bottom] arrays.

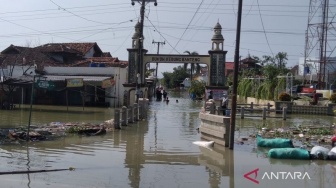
[[35, 44, 82, 54], [0, 46, 59, 68], [240, 57, 258, 64], [226, 62, 234, 70], [72, 57, 128, 68], [102, 52, 112, 57], [41, 42, 100, 55], [0, 43, 127, 69]]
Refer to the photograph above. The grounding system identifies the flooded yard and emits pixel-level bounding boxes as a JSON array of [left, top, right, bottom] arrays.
[[0, 91, 336, 188]]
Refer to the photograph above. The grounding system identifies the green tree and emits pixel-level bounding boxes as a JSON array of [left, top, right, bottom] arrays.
[[188, 80, 206, 98], [183, 51, 201, 81], [162, 65, 189, 88], [238, 52, 291, 100]]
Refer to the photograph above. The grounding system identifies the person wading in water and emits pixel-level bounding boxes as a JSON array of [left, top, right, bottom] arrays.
[[221, 93, 229, 115]]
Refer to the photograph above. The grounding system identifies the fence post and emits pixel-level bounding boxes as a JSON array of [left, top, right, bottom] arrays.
[[282, 107, 287, 120], [128, 106, 134, 123], [143, 98, 149, 119], [138, 99, 144, 120], [134, 103, 138, 121], [262, 107, 266, 119], [267, 103, 271, 113], [209, 102, 216, 114], [121, 106, 127, 126], [250, 102, 254, 113], [114, 109, 121, 129], [241, 107, 245, 119]]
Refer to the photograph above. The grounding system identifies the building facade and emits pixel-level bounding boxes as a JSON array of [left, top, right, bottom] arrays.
[[0, 43, 128, 108]]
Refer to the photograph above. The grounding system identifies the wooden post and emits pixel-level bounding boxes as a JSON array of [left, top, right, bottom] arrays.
[[225, 118, 230, 147], [282, 107, 287, 120], [66, 89, 69, 111], [241, 107, 245, 119], [121, 106, 127, 126], [250, 102, 253, 113], [262, 107, 266, 119], [114, 109, 121, 129]]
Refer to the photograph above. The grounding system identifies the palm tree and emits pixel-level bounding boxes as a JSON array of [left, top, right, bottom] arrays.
[[183, 51, 201, 81]]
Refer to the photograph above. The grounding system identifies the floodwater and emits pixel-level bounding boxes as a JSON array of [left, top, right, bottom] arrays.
[[0, 91, 336, 188]]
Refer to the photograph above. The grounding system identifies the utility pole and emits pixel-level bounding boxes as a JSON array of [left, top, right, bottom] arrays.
[[132, 0, 157, 86], [152, 40, 165, 79], [229, 0, 243, 150]]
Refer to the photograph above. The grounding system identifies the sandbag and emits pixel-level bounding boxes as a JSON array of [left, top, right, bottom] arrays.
[[328, 147, 336, 160], [268, 148, 310, 160], [257, 135, 294, 148], [310, 146, 329, 160]]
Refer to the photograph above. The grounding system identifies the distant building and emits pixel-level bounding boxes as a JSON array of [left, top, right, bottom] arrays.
[[181, 78, 191, 88], [0, 43, 128, 107], [298, 57, 336, 84]]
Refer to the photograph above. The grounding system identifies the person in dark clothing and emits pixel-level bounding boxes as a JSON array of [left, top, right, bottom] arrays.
[[156, 89, 162, 101], [208, 91, 213, 100], [310, 91, 319, 105], [221, 94, 229, 115], [163, 90, 168, 100]]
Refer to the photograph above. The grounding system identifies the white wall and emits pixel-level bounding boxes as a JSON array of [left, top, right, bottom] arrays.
[[7, 65, 35, 77], [107, 67, 127, 107], [85, 47, 95, 58], [45, 67, 114, 75]]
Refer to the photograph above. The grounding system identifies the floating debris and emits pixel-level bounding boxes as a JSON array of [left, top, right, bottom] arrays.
[[0, 119, 115, 143]]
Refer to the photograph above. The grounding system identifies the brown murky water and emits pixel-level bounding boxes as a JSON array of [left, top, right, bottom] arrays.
[[0, 91, 336, 188]]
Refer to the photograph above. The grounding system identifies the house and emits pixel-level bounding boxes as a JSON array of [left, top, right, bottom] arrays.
[[0, 43, 128, 107], [225, 62, 234, 76], [181, 78, 191, 88]]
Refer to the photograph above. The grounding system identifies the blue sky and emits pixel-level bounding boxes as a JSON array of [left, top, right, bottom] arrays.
[[0, 0, 311, 77]]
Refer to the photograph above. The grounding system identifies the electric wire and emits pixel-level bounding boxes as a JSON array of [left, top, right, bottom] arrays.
[[146, 17, 179, 54], [49, 0, 113, 25], [256, 0, 274, 57], [170, 0, 204, 53], [180, 0, 217, 51]]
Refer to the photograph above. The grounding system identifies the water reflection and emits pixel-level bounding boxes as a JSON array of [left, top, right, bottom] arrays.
[[1, 93, 336, 187]]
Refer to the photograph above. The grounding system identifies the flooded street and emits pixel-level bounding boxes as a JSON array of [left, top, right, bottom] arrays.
[[1, 91, 336, 188]]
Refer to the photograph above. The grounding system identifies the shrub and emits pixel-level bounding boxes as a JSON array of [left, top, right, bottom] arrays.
[[188, 80, 206, 98], [330, 93, 336, 103], [278, 92, 291, 101]]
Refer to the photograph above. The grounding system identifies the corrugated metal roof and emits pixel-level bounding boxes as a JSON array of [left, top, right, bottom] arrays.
[[44, 75, 111, 82]]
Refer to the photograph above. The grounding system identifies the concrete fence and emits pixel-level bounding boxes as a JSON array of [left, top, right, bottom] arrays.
[[205, 101, 288, 120], [199, 112, 230, 146], [113, 98, 149, 129]]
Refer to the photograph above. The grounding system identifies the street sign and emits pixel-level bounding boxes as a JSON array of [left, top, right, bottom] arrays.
[[66, 78, 83, 88], [35, 80, 55, 90]]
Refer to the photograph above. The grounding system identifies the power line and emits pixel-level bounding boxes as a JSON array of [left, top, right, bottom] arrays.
[[49, 0, 113, 25], [146, 16, 179, 54], [256, 0, 274, 57], [152, 40, 165, 78], [170, 0, 204, 53]]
